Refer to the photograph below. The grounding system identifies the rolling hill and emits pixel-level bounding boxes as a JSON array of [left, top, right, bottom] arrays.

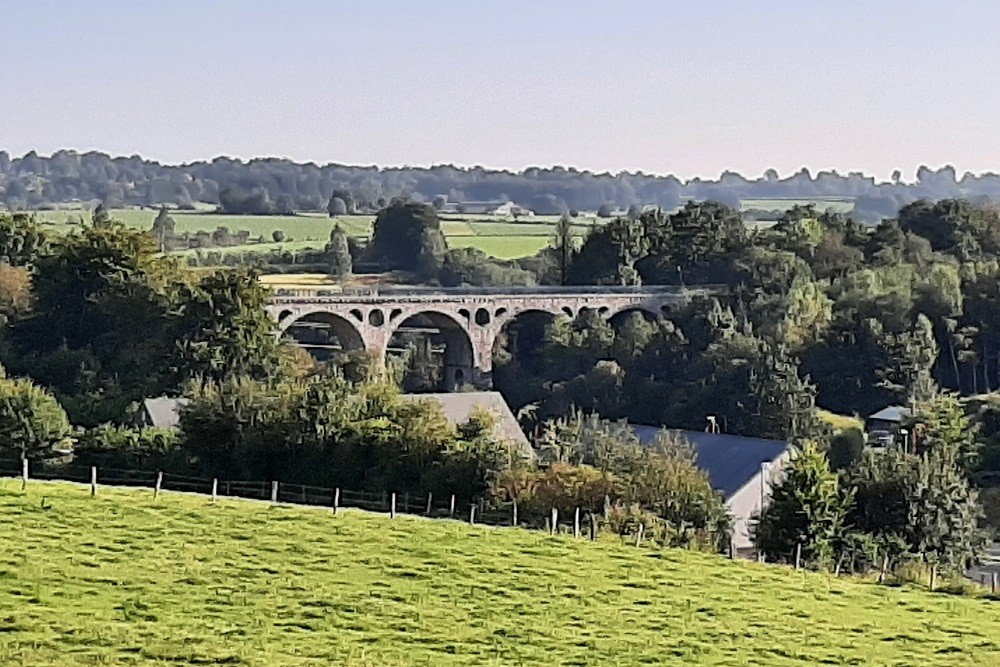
[[1, 479, 998, 666]]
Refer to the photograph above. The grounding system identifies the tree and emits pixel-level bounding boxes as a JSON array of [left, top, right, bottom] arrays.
[[272, 230, 286, 243], [327, 197, 348, 216], [327, 225, 352, 278], [370, 199, 447, 274], [275, 194, 295, 215], [175, 269, 291, 384], [0, 263, 32, 323], [0, 213, 48, 266], [9, 223, 175, 424], [150, 206, 176, 252], [908, 393, 980, 471], [753, 440, 853, 568], [552, 213, 574, 285], [92, 203, 112, 228], [0, 374, 72, 460], [848, 448, 985, 573]]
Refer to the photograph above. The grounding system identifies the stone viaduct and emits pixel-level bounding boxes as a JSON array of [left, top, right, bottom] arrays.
[[267, 285, 718, 390]]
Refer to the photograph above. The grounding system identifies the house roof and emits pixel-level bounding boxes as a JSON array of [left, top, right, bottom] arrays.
[[141, 396, 189, 429], [868, 405, 911, 423], [631, 425, 788, 497], [400, 391, 532, 457]]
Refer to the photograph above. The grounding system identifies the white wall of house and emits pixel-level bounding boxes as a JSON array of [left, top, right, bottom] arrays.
[[726, 451, 791, 550]]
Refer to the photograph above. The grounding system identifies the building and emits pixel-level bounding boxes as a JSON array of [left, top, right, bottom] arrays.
[[631, 425, 790, 551], [439, 200, 534, 217], [135, 396, 190, 429], [400, 391, 533, 459], [866, 405, 912, 447]]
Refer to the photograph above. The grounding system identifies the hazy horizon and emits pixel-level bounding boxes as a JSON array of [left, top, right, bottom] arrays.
[[4, 1, 1000, 181]]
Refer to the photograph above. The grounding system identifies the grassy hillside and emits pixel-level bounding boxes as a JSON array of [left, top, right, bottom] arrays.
[[1, 479, 998, 666]]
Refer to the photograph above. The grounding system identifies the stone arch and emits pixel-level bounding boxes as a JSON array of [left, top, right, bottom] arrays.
[[280, 310, 366, 362], [387, 309, 476, 392], [491, 308, 559, 366], [606, 304, 661, 324]]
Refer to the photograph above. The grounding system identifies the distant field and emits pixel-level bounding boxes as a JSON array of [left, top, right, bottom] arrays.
[[30, 208, 588, 260], [740, 198, 856, 214], [1, 479, 998, 666]]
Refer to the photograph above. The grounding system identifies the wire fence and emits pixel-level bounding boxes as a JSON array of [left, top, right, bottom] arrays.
[[0, 455, 531, 529]]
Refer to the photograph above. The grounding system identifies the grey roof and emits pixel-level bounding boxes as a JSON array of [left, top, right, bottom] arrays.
[[400, 392, 532, 456], [868, 405, 911, 423], [631, 425, 788, 497], [140, 396, 189, 429]]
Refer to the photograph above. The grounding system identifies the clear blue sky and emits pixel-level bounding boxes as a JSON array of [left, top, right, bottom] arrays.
[[2, 0, 999, 180]]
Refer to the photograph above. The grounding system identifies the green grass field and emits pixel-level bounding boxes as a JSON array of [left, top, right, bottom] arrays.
[[30, 208, 587, 260], [2, 479, 998, 666]]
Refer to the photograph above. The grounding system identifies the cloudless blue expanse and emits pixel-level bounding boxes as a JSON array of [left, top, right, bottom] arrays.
[[2, 0, 999, 179]]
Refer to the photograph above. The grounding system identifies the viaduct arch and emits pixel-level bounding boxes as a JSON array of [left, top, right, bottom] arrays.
[[269, 285, 719, 390]]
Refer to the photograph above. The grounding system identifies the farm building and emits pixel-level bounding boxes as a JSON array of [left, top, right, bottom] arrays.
[[135, 396, 189, 429], [439, 200, 533, 217], [400, 391, 533, 459], [866, 405, 912, 447], [631, 425, 790, 551]]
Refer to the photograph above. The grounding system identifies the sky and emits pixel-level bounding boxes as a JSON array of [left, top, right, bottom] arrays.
[[2, 0, 1000, 180]]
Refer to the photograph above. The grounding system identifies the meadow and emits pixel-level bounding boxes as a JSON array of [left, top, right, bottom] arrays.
[[31, 208, 595, 261], [2, 478, 998, 666]]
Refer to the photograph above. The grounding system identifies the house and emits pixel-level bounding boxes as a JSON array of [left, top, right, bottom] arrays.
[[439, 200, 534, 217], [135, 396, 189, 429], [400, 391, 533, 459], [631, 425, 790, 551], [866, 405, 911, 447]]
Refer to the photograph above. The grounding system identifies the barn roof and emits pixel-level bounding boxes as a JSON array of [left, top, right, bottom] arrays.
[[868, 405, 911, 423], [400, 392, 532, 457], [140, 397, 190, 429], [631, 425, 788, 497]]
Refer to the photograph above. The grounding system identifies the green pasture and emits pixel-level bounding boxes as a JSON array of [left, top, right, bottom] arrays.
[[30, 209, 586, 260], [1, 479, 998, 666]]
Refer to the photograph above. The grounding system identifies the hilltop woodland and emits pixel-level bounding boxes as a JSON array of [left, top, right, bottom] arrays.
[[0, 192, 997, 575], [5, 150, 1000, 224]]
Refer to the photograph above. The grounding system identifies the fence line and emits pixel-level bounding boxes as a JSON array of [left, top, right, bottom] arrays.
[[0, 456, 533, 530]]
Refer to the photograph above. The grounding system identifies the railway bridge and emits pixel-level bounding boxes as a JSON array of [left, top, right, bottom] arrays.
[[267, 285, 718, 390]]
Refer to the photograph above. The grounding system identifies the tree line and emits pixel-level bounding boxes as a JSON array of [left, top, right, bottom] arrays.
[[8, 150, 1000, 223]]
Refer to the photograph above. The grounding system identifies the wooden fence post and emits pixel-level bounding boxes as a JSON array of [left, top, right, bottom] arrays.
[[878, 555, 889, 584], [21, 458, 28, 491], [992, 572, 998, 594], [271, 481, 279, 503], [794, 543, 802, 570], [90, 466, 98, 497], [589, 512, 597, 541], [728, 532, 736, 560], [333, 487, 340, 515], [426, 492, 433, 515], [211, 478, 218, 503], [404, 492, 410, 514], [154, 471, 163, 500], [512, 500, 518, 527], [469, 504, 476, 525], [573, 507, 581, 538], [550, 508, 558, 535], [929, 565, 938, 592], [635, 524, 644, 547], [449, 494, 456, 517], [390, 492, 397, 519]]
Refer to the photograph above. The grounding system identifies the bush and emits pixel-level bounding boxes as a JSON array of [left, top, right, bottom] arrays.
[[72, 425, 188, 472], [0, 375, 72, 459]]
